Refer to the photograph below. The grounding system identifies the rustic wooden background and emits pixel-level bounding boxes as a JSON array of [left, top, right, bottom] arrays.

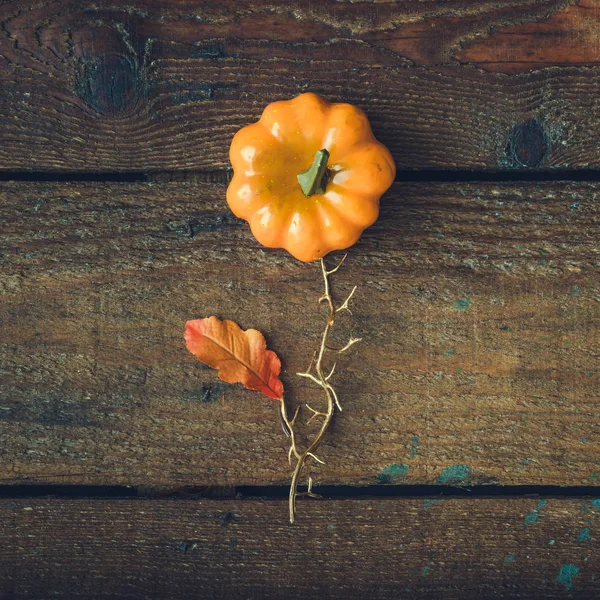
[[1, 0, 600, 598]]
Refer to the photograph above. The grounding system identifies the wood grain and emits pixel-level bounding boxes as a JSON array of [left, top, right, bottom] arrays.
[[1, 180, 600, 487], [457, 0, 600, 73], [1, 497, 599, 599], [2, 0, 600, 172]]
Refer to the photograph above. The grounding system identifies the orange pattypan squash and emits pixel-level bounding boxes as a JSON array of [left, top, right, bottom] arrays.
[[226, 92, 395, 262]]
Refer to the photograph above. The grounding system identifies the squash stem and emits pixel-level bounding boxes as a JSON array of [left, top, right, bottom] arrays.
[[297, 149, 330, 196]]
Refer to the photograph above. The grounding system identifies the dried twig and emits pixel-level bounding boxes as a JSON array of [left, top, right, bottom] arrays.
[[279, 255, 360, 523]]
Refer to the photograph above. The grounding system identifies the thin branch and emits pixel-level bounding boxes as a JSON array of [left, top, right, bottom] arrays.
[[289, 406, 300, 427], [297, 371, 322, 386], [307, 452, 325, 465], [337, 337, 362, 354], [326, 254, 347, 275], [279, 398, 301, 461], [306, 477, 321, 498], [337, 285, 358, 314], [325, 362, 337, 381], [306, 403, 328, 424], [327, 384, 342, 412], [304, 351, 317, 375]]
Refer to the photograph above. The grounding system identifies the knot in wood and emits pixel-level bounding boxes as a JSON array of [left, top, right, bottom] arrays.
[[75, 54, 142, 116], [507, 119, 548, 168]]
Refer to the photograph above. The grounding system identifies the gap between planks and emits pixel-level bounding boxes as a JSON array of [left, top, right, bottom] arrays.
[[2, 484, 600, 500], [7, 169, 600, 184]]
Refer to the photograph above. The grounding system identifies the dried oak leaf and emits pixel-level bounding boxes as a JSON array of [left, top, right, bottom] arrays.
[[184, 316, 284, 400]]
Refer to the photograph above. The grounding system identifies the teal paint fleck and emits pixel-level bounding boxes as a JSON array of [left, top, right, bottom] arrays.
[[444, 348, 456, 358], [438, 464, 471, 484], [421, 566, 431, 577], [524, 500, 547, 526], [549, 540, 555, 545], [377, 463, 409, 484], [409, 436, 420, 459], [556, 564, 580, 591], [454, 295, 471, 311], [423, 499, 442, 510], [583, 498, 600, 510], [577, 528, 591, 543], [504, 554, 516, 565], [580, 438, 590, 443]]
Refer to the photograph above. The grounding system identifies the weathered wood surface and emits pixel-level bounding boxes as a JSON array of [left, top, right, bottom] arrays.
[[2, 0, 600, 172], [456, 0, 600, 73], [1, 497, 598, 599], [2, 180, 599, 487]]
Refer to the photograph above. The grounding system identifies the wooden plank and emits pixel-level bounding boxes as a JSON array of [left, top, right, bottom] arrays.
[[1, 0, 599, 172], [1, 497, 599, 599], [456, 0, 600, 73], [1, 180, 599, 487]]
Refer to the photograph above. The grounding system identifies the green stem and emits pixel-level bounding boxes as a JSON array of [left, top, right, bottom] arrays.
[[297, 149, 330, 196]]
